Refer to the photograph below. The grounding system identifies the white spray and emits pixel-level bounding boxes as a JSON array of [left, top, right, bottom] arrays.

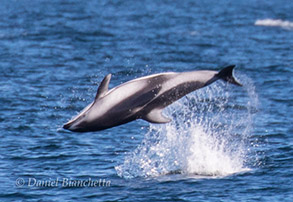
[[116, 74, 258, 178]]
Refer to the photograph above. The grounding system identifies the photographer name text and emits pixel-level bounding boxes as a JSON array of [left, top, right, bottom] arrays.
[[15, 177, 111, 188]]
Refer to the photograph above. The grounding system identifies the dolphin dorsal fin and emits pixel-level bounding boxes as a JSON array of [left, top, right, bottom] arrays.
[[142, 108, 171, 124], [95, 74, 112, 100]]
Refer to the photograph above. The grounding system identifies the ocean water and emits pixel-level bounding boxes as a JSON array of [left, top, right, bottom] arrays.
[[0, 0, 292, 201]]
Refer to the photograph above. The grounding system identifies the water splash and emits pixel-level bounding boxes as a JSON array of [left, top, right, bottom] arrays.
[[255, 19, 293, 30], [116, 75, 258, 179]]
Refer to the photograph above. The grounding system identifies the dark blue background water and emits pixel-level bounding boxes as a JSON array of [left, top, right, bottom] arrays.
[[1, 0, 292, 201]]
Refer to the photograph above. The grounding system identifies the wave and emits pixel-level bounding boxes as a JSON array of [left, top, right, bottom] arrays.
[[116, 74, 259, 179], [255, 19, 293, 30]]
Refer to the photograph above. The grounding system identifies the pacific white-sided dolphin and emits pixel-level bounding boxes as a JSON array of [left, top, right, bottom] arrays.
[[63, 65, 241, 132]]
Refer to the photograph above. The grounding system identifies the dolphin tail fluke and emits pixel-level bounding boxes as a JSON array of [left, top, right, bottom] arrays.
[[217, 65, 242, 86]]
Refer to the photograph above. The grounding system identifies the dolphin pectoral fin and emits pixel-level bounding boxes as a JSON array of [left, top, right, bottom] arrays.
[[142, 109, 171, 124], [95, 74, 112, 100]]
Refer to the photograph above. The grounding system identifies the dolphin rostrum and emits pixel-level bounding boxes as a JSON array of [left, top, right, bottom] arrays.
[[63, 65, 241, 132]]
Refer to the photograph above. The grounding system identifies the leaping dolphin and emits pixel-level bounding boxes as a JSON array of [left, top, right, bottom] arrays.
[[63, 65, 241, 132]]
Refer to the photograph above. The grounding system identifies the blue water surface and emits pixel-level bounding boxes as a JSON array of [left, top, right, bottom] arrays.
[[0, 0, 292, 201]]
